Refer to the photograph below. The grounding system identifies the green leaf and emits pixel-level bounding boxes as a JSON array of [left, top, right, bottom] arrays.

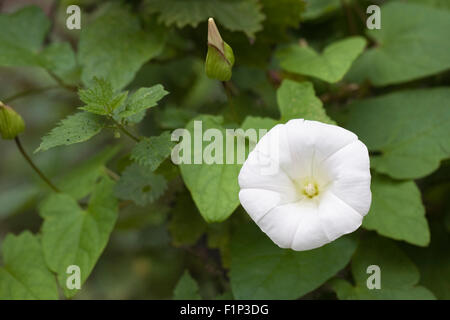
[[116, 85, 168, 119], [407, 0, 450, 10], [0, 232, 58, 300], [179, 115, 241, 222], [57, 146, 120, 200], [241, 116, 278, 132], [0, 6, 50, 67], [230, 223, 358, 299], [276, 37, 366, 83], [303, 0, 340, 20], [346, 88, 450, 179], [404, 224, 450, 299], [36, 112, 105, 152], [79, 78, 127, 115], [169, 193, 207, 246], [347, 2, 450, 86], [277, 80, 335, 124], [144, 0, 265, 38], [115, 163, 168, 206], [260, 0, 305, 34], [131, 131, 175, 171], [363, 174, 430, 246], [78, 6, 165, 90], [330, 234, 436, 300], [40, 176, 118, 298], [38, 42, 79, 84], [173, 270, 201, 300]]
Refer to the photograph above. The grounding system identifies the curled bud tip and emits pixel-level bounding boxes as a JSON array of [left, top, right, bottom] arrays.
[[206, 18, 235, 81]]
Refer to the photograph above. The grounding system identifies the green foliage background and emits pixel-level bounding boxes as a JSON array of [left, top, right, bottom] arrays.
[[0, 0, 449, 300]]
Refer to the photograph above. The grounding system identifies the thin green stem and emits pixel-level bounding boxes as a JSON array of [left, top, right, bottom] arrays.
[[3, 86, 60, 104], [46, 70, 78, 92], [111, 118, 140, 142], [222, 81, 238, 122], [15, 137, 59, 193]]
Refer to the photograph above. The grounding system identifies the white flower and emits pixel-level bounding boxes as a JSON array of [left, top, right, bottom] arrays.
[[238, 119, 372, 251]]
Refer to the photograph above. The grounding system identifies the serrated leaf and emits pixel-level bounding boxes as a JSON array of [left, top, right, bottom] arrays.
[[0, 6, 50, 67], [179, 115, 241, 222], [144, 0, 265, 37], [36, 112, 104, 152], [0, 232, 58, 300], [277, 80, 335, 124], [131, 132, 175, 171], [276, 37, 366, 83], [116, 85, 168, 119], [79, 78, 127, 115], [363, 174, 429, 246], [78, 6, 165, 90], [115, 163, 168, 206], [230, 223, 357, 299], [330, 234, 436, 300], [40, 176, 118, 298], [173, 270, 201, 300], [347, 2, 450, 86], [346, 88, 450, 179]]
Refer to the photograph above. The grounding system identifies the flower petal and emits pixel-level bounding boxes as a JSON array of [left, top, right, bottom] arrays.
[[239, 188, 283, 222], [318, 190, 364, 241], [321, 140, 372, 215], [258, 201, 330, 250]]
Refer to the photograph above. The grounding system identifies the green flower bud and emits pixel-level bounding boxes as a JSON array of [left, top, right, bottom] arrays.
[[0, 101, 25, 140], [205, 18, 235, 81]]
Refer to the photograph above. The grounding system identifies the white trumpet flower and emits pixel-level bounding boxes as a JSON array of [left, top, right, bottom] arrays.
[[238, 119, 372, 251]]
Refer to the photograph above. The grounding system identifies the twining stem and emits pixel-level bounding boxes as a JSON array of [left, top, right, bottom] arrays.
[[14, 137, 60, 193], [110, 118, 140, 142]]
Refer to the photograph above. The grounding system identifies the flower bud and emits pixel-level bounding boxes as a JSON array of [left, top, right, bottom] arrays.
[[0, 101, 25, 140], [205, 18, 235, 81]]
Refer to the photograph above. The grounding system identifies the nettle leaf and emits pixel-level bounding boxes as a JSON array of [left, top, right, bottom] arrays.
[[179, 115, 242, 222], [169, 193, 207, 246], [347, 2, 450, 86], [36, 112, 105, 152], [277, 80, 335, 124], [230, 223, 357, 299], [115, 163, 168, 206], [57, 146, 120, 200], [173, 270, 201, 300], [40, 176, 118, 298], [131, 131, 175, 171], [330, 235, 436, 300], [79, 78, 127, 115], [0, 232, 58, 300], [0, 6, 50, 67], [78, 6, 165, 90], [364, 174, 430, 246], [303, 0, 340, 20], [116, 85, 168, 119], [346, 88, 450, 179], [144, 0, 265, 37], [276, 37, 366, 83]]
